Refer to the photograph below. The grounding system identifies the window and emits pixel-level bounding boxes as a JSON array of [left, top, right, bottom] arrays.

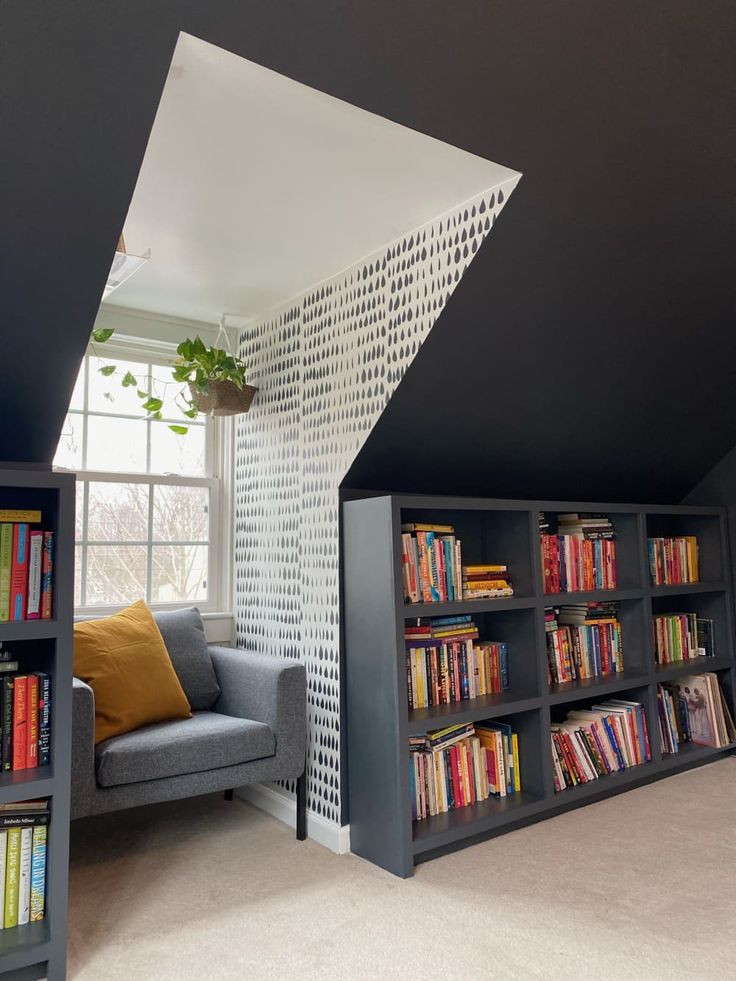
[[55, 349, 228, 613]]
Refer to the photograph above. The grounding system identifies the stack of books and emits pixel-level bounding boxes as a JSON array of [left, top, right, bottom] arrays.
[[405, 617, 508, 710], [550, 698, 651, 791], [652, 613, 714, 664], [461, 565, 513, 600], [544, 603, 623, 685], [410, 720, 521, 820], [540, 512, 617, 594], [401, 523, 463, 604], [0, 800, 48, 928], [0, 656, 52, 771], [0, 510, 55, 623], [658, 674, 735, 752], [648, 536, 699, 585]]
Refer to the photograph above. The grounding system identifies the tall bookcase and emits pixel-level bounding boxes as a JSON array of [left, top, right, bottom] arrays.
[[343, 494, 735, 877], [0, 467, 74, 980]]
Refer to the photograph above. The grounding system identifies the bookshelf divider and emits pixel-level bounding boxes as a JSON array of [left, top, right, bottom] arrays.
[[343, 494, 736, 877]]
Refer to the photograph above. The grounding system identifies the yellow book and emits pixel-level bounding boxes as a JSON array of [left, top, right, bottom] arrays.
[[463, 564, 507, 574], [0, 510, 41, 523], [4, 828, 21, 929], [512, 733, 521, 793]]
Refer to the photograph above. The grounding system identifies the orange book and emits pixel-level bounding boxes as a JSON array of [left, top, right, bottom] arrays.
[[12, 676, 28, 771]]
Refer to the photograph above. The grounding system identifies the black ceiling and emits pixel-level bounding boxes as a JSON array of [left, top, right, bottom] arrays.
[[1, 1, 735, 497]]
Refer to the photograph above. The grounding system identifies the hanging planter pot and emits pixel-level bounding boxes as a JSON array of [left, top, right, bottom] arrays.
[[189, 379, 258, 417]]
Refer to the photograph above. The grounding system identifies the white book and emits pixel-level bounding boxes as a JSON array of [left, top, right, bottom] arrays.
[[0, 831, 7, 929], [26, 533, 43, 619], [18, 827, 33, 925]]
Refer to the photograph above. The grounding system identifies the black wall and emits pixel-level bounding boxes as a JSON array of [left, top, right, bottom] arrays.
[[1, 1, 735, 495]]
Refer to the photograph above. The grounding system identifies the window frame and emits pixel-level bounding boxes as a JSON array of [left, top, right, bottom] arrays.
[[54, 339, 233, 616]]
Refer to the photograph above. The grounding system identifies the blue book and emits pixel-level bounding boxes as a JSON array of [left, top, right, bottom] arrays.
[[499, 644, 509, 689], [443, 539, 455, 602]]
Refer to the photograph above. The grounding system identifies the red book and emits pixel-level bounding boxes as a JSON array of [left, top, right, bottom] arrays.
[[10, 523, 29, 621], [12, 675, 28, 771], [26, 674, 39, 769], [449, 745, 463, 807]]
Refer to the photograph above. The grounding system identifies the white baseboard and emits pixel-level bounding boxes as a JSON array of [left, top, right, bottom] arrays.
[[235, 783, 351, 855]]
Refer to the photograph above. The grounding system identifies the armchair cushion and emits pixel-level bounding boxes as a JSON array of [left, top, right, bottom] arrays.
[[95, 711, 275, 787], [153, 607, 220, 710]]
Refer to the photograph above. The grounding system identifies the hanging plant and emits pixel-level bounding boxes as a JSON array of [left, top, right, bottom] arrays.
[[90, 330, 257, 434]]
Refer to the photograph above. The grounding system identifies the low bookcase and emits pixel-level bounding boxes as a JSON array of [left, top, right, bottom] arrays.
[[0, 467, 74, 980], [343, 494, 735, 877]]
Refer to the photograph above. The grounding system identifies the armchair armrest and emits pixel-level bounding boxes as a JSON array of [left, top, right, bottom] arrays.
[[209, 647, 306, 777], [71, 677, 97, 819]]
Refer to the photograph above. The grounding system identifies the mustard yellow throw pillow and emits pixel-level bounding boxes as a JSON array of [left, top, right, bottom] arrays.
[[74, 600, 192, 744]]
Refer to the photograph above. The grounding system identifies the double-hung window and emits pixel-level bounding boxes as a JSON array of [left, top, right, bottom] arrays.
[[54, 347, 227, 613]]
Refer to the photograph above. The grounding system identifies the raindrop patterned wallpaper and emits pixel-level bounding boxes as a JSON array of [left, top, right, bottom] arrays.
[[235, 178, 517, 827]]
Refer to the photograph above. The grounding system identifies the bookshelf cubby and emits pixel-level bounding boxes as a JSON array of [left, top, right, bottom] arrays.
[[0, 466, 74, 980], [343, 494, 736, 877]]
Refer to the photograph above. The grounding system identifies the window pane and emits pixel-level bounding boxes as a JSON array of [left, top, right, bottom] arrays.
[[87, 482, 149, 542], [88, 356, 151, 415], [150, 421, 205, 477], [87, 415, 147, 473], [75, 545, 83, 606], [69, 360, 86, 411], [151, 545, 208, 603], [150, 363, 188, 419], [75, 483, 85, 540], [54, 414, 83, 470], [152, 486, 209, 543], [85, 545, 147, 606]]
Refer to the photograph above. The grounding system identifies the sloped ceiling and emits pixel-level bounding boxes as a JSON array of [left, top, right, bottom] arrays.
[[1, 1, 735, 494]]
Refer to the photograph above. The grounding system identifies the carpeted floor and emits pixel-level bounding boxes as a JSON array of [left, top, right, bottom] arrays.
[[68, 758, 736, 980]]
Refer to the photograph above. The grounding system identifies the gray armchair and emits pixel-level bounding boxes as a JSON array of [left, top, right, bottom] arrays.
[[71, 609, 307, 838]]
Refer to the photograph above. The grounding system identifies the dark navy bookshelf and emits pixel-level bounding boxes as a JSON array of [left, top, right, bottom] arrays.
[[0, 466, 74, 979], [343, 494, 735, 877]]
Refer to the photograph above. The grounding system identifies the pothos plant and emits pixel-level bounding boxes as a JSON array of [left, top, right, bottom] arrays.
[[91, 329, 253, 434]]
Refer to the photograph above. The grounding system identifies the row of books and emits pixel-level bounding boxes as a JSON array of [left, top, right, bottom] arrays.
[[401, 523, 463, 603], [545, 604, 623, 685], [551, 698, 651, 792], [410, 721, 520, 820], [653, 613, 714, 664], [0, 800, 48, 929], [657, 674, 735, 753], [648, 536, 699, 586], [401, 522, 514, 603], [540, 513, 617, 594], [0, 510, 55, 622], [405, 617, 508, 710], [0, 662, 52, 771]]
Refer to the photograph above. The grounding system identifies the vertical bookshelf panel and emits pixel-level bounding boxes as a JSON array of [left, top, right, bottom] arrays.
[[608, 512, 642, 590], [343, 496, 412, 878], [616, 597, 651, 676]]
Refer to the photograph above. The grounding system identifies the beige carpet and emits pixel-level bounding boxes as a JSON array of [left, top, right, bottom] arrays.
[[68, 758, 736, 980]]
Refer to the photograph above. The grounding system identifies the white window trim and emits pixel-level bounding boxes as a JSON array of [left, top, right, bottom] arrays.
[[54, 332, 235, 619]]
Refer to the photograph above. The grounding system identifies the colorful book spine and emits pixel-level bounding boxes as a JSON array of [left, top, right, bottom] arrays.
[[37, 673, 51, 767], [0, 830, 6, 930], [0, 511, 42, 524], [30, 824, 46, 922], [40, 532, 54, 620], [3, 828, 21, 929], [26, 674, 39, 769], [26, 531, 43, 620], [17, 827, 32, 925], [9, 524, 29, 622], [1, 679, 12, 771], [12, 677, 27, 772], [0, 524, 12, 623]]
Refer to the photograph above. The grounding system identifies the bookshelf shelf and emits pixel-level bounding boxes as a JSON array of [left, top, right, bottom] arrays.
[[0, 466, 74, 979], [344, 494, 736, 877], [548, 671, 650, 704], [407, 691, 540, 734]]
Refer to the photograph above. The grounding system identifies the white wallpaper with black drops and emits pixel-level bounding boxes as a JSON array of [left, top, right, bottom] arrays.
[[235, 178, 519, 827]]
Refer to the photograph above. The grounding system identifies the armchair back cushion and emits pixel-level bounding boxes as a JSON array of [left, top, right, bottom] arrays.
[[73, 600, 191, 743], [152, 607, 220, 710]]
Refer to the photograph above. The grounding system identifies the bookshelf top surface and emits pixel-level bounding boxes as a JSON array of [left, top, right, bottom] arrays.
[[348, 492, 725, 517], [0, 466, 73, 490]]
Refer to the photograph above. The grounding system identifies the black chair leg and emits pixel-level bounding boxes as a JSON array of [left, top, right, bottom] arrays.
[[296, 767, 307, 841], [224, 788, 234, 801]]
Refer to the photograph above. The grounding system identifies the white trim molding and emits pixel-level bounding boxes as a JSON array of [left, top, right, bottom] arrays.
[[235, 784, 351, 855]]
